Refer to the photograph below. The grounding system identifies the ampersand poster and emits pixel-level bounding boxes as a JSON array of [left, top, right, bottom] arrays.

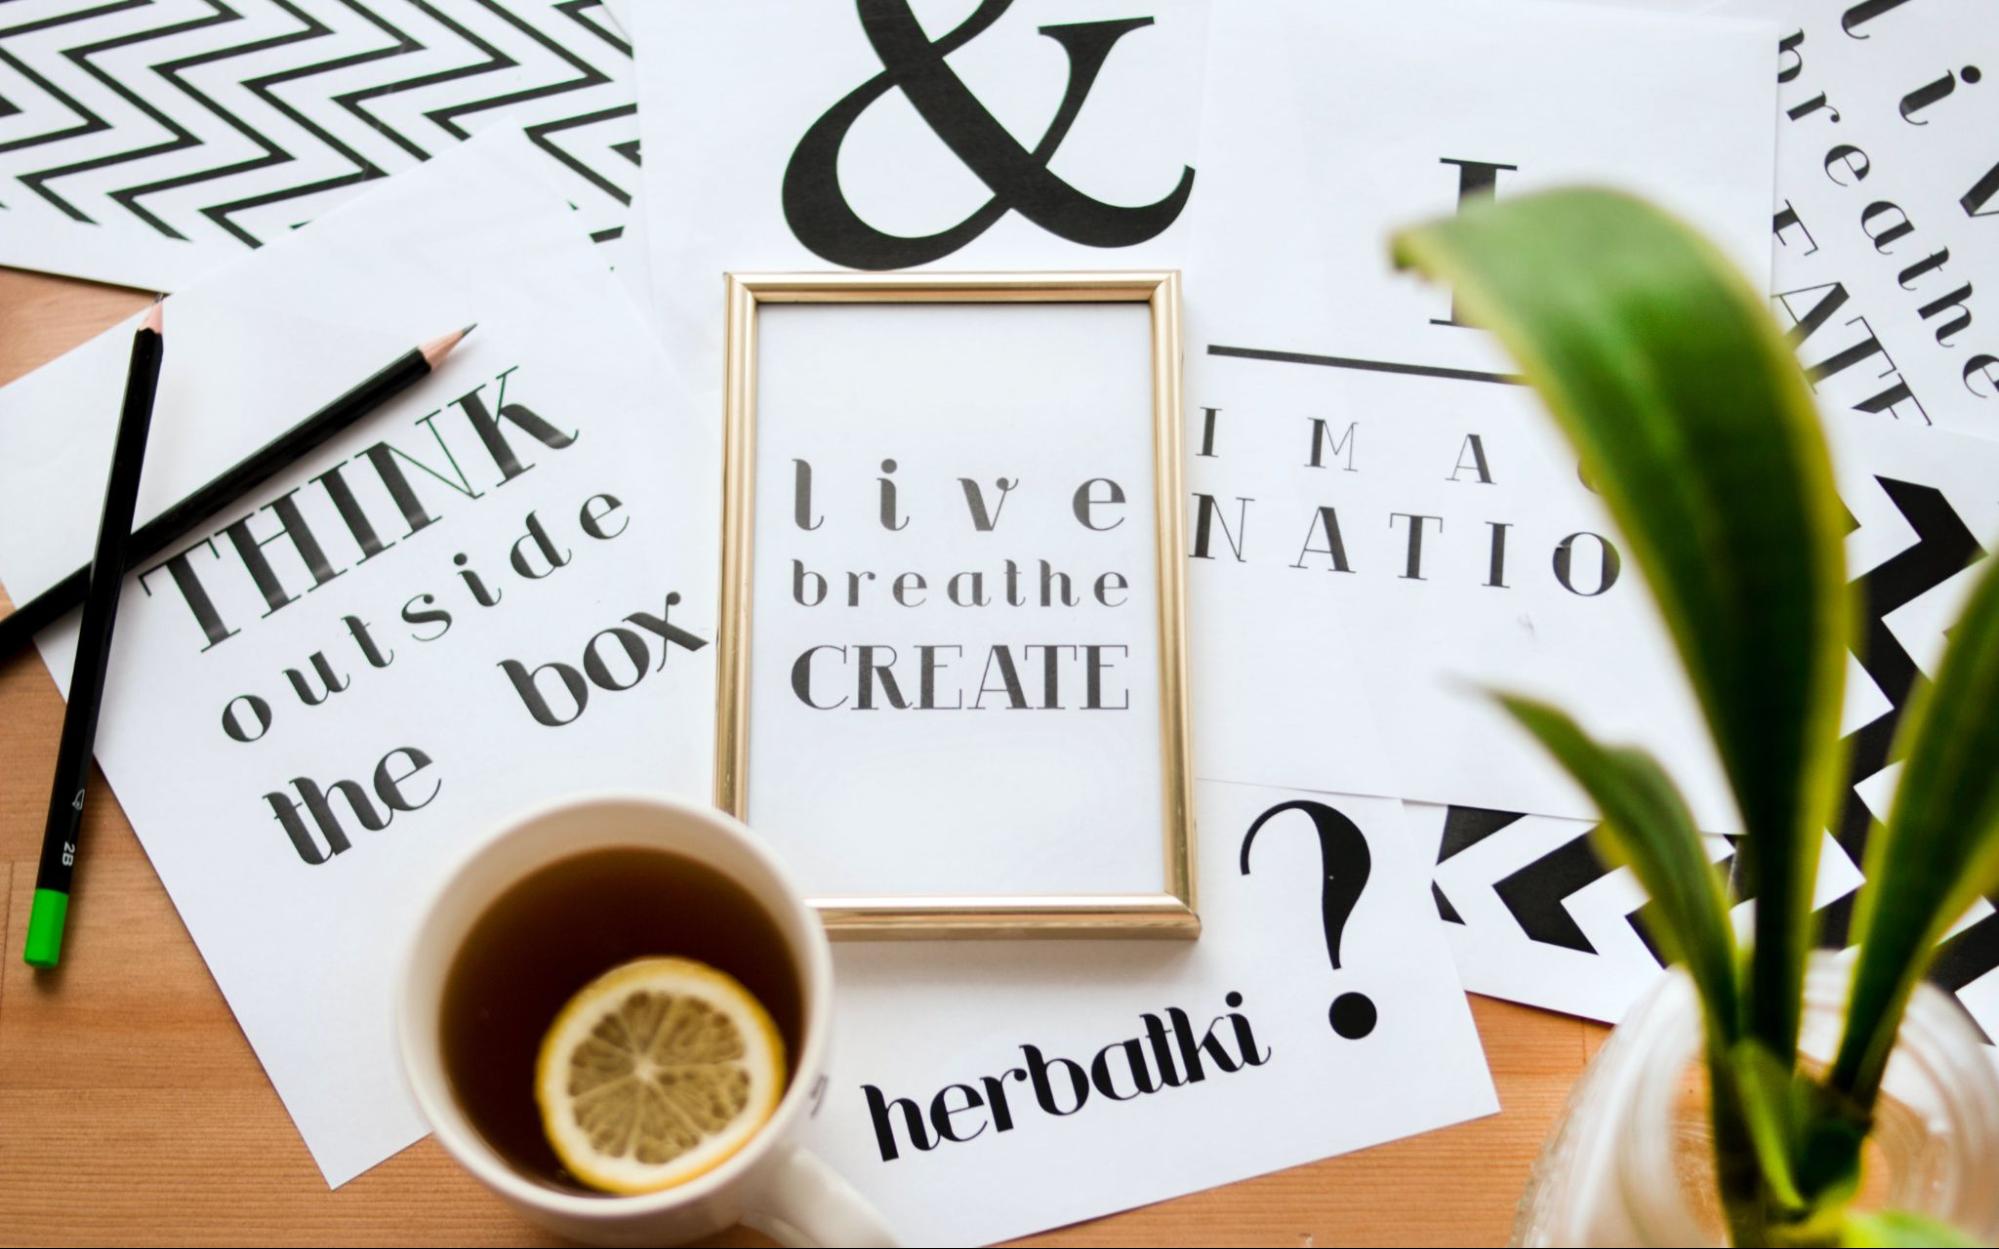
[[630, 0, 1210, 426]]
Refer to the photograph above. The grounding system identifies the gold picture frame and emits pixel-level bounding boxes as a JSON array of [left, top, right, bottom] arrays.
[[716, 271, 1195, 939]]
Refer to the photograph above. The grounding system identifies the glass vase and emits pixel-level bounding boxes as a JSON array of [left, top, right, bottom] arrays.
[[1512, 953, 1999, 1246]]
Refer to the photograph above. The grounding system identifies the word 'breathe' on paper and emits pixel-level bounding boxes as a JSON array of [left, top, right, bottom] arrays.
[[782, 456, 1138, 713]]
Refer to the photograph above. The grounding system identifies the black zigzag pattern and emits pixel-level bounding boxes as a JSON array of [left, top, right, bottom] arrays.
[[0, 0, 637, 253], [1431, 803, 1522, 924], [1815, 479, 1985, 945], [1439, 477, 1997, 1029]]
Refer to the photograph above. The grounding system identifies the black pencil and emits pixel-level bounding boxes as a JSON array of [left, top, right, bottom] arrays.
[[0, 323, 475, 659], [24, 301, 167, 969]]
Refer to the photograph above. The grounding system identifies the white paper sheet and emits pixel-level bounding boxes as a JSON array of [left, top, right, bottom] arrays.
[[808, 781, 1496, 1246], [1184, 0, 1779, 829], [0, 0, 641, 291], [746, 300, 1169, 897], [1716, 0, 1999, 440], [631, 0, 1212, 407], [0, 130, 718, 1186]]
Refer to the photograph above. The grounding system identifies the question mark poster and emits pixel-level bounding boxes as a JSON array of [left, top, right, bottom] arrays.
[[803, 780, 1495, 1246]]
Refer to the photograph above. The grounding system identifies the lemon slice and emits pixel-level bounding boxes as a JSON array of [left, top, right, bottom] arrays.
[[535, 956, 786, 1194]]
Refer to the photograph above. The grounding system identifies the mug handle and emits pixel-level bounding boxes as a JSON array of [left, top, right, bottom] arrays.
[[744, 1145, 901, 1247]]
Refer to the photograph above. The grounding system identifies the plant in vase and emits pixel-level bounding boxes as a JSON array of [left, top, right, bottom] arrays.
[[1390, 190, 1999, 1247]]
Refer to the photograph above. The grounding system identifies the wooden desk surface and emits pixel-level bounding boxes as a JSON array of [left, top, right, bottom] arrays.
[[0, 267, 1607, 1247]]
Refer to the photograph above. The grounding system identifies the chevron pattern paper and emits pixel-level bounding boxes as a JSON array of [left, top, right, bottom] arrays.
[[1425, 804, 1869, 1023], [1423, 419, 1999, 1045], [0, 0, 638, 290]]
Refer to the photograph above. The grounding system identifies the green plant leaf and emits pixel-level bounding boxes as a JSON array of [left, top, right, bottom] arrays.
[[1393, 188, 1852, 1065], [1832, 552, 1999, 1111], [1837, 1209, 1981, 1247], [1727, 1041, 1807, 1214], [1494, 693, 1740, 1042], [1793, 1095, 1868, 1224], [1495, 692, 1772, 1240]]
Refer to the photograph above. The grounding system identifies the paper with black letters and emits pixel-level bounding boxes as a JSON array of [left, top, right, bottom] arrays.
[[748, 299, 1169, 897], [1185, 0, 1778, 830], [806, 781, 1496, 1245], [631, 0, 1210, 405], [1716, 0, 1999, 440], [0, 131, 716, 1186]]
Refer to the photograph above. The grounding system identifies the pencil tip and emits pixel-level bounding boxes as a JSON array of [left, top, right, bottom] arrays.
[[419, 322, 475, 369], [142, 301, 163, 334]]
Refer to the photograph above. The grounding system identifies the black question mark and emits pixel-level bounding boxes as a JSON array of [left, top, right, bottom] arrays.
[[1240, 799, 1378, 1039]]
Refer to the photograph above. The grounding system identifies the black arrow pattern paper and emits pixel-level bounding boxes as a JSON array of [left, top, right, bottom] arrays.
[[0, 0, 638, 289], [1428, 470, 1999, 1038]]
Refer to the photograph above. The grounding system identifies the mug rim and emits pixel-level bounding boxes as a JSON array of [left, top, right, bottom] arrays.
[[395, 788, 834, 1219]]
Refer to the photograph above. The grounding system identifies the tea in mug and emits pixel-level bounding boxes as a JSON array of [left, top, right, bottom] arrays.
[[438, 847, 804, 1193]]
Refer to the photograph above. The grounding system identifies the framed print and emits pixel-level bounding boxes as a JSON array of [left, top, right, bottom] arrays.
[[717, 272, 1194, 938]]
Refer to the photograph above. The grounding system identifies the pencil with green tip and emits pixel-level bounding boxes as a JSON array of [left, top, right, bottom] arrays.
[[25, 300, 166, 969], [18, 317, 476, 967]]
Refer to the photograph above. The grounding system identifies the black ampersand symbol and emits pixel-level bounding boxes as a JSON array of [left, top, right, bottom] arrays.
[[782, 0, 1195, 269]]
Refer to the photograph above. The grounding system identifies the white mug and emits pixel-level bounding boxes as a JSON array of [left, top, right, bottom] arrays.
[[396, 791, 899, 1247]]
